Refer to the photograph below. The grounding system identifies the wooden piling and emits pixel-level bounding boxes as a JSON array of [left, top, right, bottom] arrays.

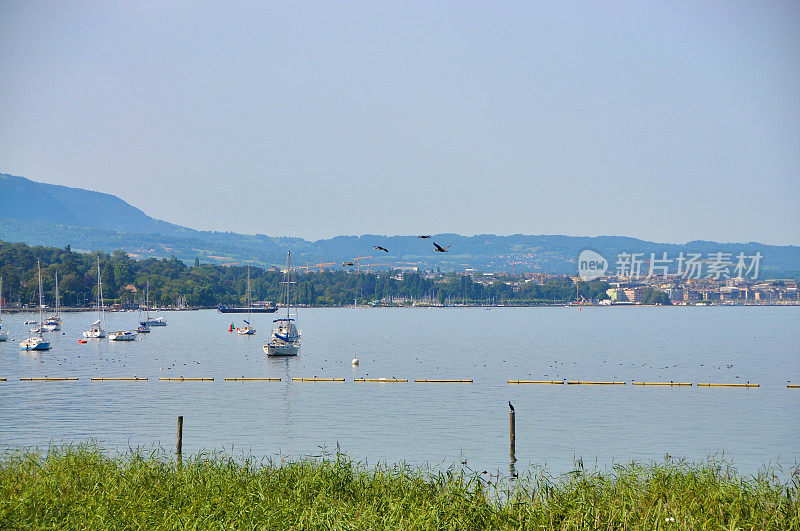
[[176, 415, 183, 466], [509, 402, 516, 462]]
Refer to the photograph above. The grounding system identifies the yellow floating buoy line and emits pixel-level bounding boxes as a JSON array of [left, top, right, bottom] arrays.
[[414, 379, 473, 383], [0, 377, 6, 382], [788, 384, 800, 389], [292, 377, 345, 382], [632, 382, 692, 386], [508, 380, 564, 385], [698, 382, 759, 388], [91, 377, 148, 381], [354, 378, 408, 383], [224, 378, 281, 382], [20, 377, 79, 381], [567, 381, 625, 385], [158, 377, 214, 381]]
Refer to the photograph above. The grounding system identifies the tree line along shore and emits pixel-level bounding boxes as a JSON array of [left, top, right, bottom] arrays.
[[1, 240, 672, 309]]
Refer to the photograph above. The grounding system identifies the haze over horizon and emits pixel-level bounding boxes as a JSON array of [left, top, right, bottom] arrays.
[[1, 2, 798, 245]]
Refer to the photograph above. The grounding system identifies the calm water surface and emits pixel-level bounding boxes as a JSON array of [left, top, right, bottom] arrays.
[[1, 306, 798, 476]]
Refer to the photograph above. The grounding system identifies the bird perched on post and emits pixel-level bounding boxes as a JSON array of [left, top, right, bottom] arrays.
[[433, 242, 450, 253], [508, 401, 514, 413], [374, 245, 389, 253]]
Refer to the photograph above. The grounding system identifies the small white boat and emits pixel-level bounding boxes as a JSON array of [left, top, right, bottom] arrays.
[[109, 330, 138, 341], [265, 252, 301, 356], [42, 271, 62, 331], [24, 319, 38, 325], [20, 336, 50, 351], [84, 258, 107, 338], [84, 320, 107, 339], [265, 318, 301, 355], [237, 320, 256, 335], [137, 324, 151, 334], [42, 319, 60, 331], [20, 261, 51, 351], [0, 277, 8, 341], [237, 267, 256, 335], [139, 281, 167, 326]]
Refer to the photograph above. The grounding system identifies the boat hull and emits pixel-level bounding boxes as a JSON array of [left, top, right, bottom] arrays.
[[237, 328, 256, 335], [219, 306, 278, 314], [83, 329, 107, 339], [265, 342, 300, 356], [109, 332, 137, 341], [0, 331, 9, 342], [19, 339, 50, 350]]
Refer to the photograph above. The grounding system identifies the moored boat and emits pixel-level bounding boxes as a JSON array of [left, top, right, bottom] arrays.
[[265, 252, 301, 356], [219, 306, 277, 313], [139, 281, 167, 326], [108, 330, 137, 341], [83, 258, 107, 339], [42, 271, 62, 331], [237, 267, 257, 335], [20, 261, 51, 351]]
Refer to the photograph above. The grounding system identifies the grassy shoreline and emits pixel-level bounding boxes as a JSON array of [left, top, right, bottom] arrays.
[[1, 447, 798, 529]]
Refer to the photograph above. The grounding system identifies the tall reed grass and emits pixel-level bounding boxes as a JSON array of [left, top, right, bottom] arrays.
[[1, 446, 797, 529]]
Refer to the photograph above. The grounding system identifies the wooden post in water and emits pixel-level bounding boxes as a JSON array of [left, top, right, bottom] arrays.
[[508, 401, 516, 462], [176, 415, 183, 466]]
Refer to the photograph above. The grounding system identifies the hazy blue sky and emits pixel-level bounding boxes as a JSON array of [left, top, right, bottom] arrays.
[[1, 1, 798, 244]]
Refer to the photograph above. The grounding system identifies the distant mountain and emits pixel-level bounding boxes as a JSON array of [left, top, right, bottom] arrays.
[[0, 173, 180, 235], [2, 172, 798, 277]]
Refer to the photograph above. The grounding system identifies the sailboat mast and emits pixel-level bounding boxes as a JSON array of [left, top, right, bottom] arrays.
[[246, 266, 251, 322], [97, 258, 104, 327], [37, 260, 43, 337], [54, 271, 59, 317], [286, 252, 291, 321]]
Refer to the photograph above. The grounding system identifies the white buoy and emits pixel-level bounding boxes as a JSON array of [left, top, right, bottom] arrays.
[[352, 358, 359, 366]]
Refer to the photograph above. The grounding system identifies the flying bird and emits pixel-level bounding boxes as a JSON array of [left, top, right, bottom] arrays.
[[417, 235, 432, 239], [433, 242, 450, 253], [342, 262, 354, 266], [374, 246, 389, 253]]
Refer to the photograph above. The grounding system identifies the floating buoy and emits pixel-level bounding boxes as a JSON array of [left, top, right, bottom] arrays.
[[352, 358, 359, 366], [78, 339, 87, 344]]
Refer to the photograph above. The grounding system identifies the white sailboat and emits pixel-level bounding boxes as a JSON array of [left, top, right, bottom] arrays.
[[42, 271, 62, 331], [0, 277, 8, 341], [264, 252, 301, 356], [83, 258, 107, 338], [237, 267, 256, 335], [140, 280, 166, 326], [20, 261, 51, 351]]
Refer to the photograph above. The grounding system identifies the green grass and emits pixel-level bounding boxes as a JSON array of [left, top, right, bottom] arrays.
[[1, 446, 798, 529]]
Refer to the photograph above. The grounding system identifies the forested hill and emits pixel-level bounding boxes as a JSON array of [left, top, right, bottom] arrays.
[[0, 173, 179, 235], [2, 173, 799, 276]]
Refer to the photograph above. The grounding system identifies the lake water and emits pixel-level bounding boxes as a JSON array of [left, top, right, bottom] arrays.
[[1, 306, 798, 477]]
